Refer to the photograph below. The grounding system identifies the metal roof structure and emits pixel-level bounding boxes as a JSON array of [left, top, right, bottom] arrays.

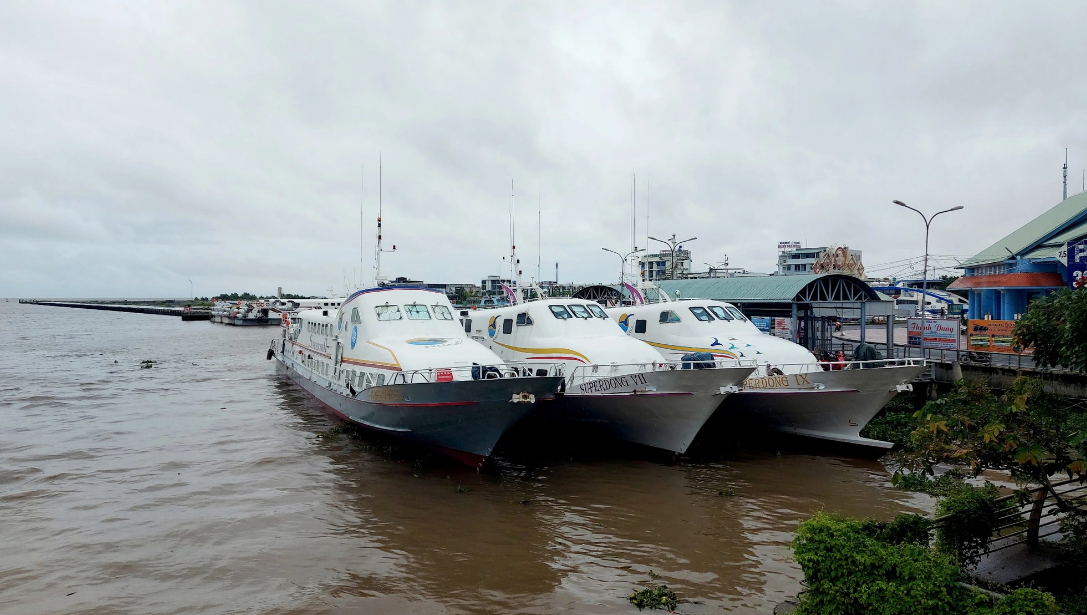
[[656, 274, 880, 304], [962, 191, 1087, 267]]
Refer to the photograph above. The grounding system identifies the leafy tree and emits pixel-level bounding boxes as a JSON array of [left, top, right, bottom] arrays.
[[1013, 288, 1087, 371], [893, 378, 1087, 494]]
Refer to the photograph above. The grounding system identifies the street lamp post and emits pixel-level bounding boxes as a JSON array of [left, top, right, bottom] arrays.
[[893, 200, 964, 358], [602, 247, 644, 284], [188, 279, 193, 300], [648, 234, 697, 280]]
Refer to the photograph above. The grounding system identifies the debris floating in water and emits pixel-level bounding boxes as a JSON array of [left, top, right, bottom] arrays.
[[628, 584, 678, 611]]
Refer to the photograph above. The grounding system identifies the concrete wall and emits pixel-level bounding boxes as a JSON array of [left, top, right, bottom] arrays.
[[934, 361, 1087, 398]]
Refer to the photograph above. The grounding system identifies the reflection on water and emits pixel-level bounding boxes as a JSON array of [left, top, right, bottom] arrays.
[[0, 302, 933, 614]]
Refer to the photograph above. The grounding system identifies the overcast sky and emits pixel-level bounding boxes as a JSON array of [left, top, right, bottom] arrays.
[[2, 1, 1086, 298]]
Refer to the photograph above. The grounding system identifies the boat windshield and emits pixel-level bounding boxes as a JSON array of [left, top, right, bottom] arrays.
[[586, 304, 608, 319], [375, 305, 402, 321], [568, 304, 592, 319], [549, 305, 572, 319], [689, 306, 714, 322], [431, 305, 453, 320], [708, 305, 733, 321], [726, 307, 747, 321], [405, 304, 431, 320], [659, 310, 681, 323]]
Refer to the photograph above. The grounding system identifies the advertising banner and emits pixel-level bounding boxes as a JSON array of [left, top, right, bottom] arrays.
[[1064, 240, 1087, 289], [967, 319, 1030, 354], [773, 317, 792, 338], [751, 316, 771, 333], [907, 318, 959, 350]]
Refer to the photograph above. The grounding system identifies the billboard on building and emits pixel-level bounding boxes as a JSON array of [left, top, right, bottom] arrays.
[[967, 319, 1030, 354], [907, 318, 959, 350], [1063, 240, 1087, 288], [778, 241, 802, 252], [810, 245, 865, 278]]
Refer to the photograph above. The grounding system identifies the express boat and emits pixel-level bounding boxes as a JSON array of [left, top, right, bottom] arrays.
[[270, 286, 564, 467], [610, 299, 925, 449], [464, 297, 755, 454]]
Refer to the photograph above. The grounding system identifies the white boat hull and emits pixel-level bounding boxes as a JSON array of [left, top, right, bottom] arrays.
[[725, 364, 925, 448], [539, 366, 753, 453]]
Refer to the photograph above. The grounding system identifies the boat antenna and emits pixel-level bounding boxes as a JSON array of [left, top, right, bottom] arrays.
[[374, 153, 396, 285], [537, 188, 542, 284], [360, 163, 365, 286], [510, 179, 521, 289]]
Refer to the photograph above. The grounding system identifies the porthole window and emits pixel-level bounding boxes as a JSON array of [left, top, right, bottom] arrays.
[[502, 319, 513, 334], [634, 319, 647, 334]]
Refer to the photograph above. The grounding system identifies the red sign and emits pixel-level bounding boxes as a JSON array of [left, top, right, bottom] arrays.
[[436, 369, 454, 382]]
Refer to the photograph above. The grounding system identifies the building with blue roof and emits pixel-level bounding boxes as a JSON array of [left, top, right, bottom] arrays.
[[949, 191, 1087, 319]]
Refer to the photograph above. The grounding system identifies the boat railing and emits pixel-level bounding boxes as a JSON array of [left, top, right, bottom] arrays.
[[568, 358, 757, 385], [758, 358, 926, 374], [390, 361, 565, 385]]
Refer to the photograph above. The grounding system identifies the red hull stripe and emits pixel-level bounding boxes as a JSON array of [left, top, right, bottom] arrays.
[[367, 400, 478, 407]]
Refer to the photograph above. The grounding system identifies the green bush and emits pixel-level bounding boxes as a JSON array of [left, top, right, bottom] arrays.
[[792, 512, 964, 615], [934, 483, 1018, 567], [993, 588, 1058, 615], [891, 470, 967, 497], [861, 411, 918, 447]]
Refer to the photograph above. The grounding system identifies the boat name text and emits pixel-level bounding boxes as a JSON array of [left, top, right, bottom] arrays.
[[579, 372, 648, 394], [742, 373, 812, 390]]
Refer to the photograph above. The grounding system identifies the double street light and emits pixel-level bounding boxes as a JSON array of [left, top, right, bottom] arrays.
[[602, 247, 645, 283], [648, 234, 697, 280], [893, 200, 964, 355]]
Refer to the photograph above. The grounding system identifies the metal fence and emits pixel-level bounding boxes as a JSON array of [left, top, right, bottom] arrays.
[[929, 478, 1087, 553]]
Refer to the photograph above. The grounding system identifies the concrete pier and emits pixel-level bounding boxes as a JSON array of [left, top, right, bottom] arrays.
[[20, 300, 211, 320]]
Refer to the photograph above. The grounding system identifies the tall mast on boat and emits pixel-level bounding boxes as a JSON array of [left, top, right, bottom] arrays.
[[374, 154, 396, 285]]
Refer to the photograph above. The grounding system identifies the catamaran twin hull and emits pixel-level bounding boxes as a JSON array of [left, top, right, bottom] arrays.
[[540, 366, 755, 454], [276, 358, 564, 467], [726, 364, 925, 449]]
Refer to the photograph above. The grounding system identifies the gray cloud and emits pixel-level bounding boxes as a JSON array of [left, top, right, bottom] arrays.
[[2, 0, 1086, 298]]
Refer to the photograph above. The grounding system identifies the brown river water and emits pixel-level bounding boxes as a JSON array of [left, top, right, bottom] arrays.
[[0, 301, 933, 614]]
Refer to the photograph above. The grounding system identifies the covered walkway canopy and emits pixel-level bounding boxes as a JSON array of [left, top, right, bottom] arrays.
[[653, 274, 895, 354]]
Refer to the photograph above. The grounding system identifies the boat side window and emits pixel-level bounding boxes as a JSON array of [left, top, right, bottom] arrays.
[[689, 306, 714, 322], [659, 310, 681, 323], [432, 305, 453, 320], [549, 305, 572, 319], [568, 304, 592, 319], [726, 307, 747, 321], [516, 312, 533, 326], [708, 305, 733, 321], [502, 318, 513, 334], [586, 304, 608, 318], [375, 305, 402, 321], [463, 318, 472, 333], [634, 319, 647, 334], [405, 304, 431, 320], [350, 307, 361, 323]]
